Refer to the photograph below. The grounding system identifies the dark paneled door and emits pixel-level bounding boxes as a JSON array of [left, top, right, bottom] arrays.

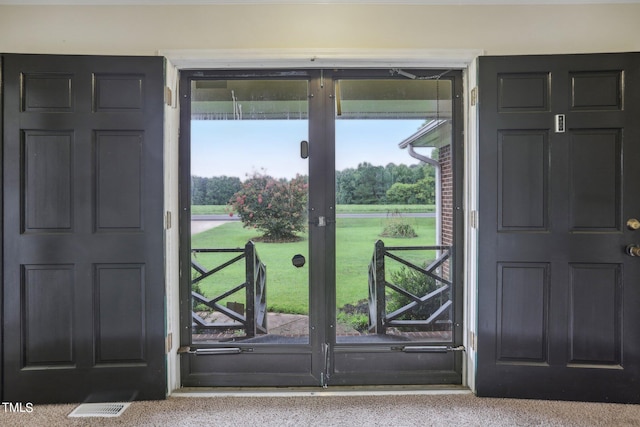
[[477, 53, 640, 402], [2, 54, 166, 403]]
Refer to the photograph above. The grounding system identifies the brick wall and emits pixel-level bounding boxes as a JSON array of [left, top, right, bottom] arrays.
[[439, 144, 453, 247], [439, 144, 453, 280]]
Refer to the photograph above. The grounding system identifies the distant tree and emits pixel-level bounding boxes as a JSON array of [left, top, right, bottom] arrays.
[[413, 176, 435, 204], [335, 162, 436, 205], [336, 169, 357, 204], [385, 175, 435, 205], [386, 182, 416, 204], [393, 164, 417, 184], [191, 175, 242, 205], [191, 176, 207, 205], [352, 162, 386, 204]]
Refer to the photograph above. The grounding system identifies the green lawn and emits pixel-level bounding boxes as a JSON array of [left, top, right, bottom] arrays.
[[191, 217, 436, 314], [191, 204, 435, 215]]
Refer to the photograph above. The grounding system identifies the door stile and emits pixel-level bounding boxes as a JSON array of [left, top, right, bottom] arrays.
[[307, 70, 336, 384], [178, 70, 193, 355]]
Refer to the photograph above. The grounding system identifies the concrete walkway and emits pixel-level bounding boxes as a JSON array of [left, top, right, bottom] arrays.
[[191, 220, 229, 235], [196, 312, 359, 338]]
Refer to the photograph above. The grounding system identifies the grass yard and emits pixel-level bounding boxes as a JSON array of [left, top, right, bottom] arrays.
[[191, 217, 437, 314], [191, 204, 435, 215]]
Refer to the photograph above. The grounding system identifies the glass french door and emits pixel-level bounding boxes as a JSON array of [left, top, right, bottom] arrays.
[[179, 69, 463, 387]]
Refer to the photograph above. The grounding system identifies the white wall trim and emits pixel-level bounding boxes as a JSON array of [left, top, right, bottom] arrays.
[[162, 47, 481, 394], [164, 59, 181, 396], [463, 59, 479, 393], [160, 48, 484, 70]]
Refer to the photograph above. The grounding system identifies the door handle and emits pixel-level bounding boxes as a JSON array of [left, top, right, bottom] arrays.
[[626, 244, 640, 257], [627, 218, 640, 230]]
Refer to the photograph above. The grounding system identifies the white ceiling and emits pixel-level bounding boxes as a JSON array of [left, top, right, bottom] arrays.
[[0, 0, 638, 5]]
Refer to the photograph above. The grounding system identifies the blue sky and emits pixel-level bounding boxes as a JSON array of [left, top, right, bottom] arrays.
[[191, 119, 426, 180]]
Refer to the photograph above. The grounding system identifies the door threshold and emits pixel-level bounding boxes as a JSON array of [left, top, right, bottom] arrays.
[[172, 385, 471, 398]]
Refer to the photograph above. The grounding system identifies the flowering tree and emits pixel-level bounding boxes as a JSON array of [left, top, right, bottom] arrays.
[[229, 173, 308, 241]]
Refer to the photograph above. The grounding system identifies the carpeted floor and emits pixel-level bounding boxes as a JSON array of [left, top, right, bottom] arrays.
[[3, 391, 640, 426]]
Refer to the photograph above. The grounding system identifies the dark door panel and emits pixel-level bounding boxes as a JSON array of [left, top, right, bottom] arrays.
[[477, 53, 640, 403], [2, 54, 166, 403]]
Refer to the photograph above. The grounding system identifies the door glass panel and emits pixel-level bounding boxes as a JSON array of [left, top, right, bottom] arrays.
[[190, 79, 310, 344], [334, 78, 454, 344]]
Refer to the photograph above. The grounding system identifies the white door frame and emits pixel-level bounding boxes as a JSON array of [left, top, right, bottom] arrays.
[[161, 48, 483, 394]]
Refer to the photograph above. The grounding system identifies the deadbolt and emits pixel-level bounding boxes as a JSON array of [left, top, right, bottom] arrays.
[[627, 218, 640, 230], [626, 244, 640, 257]]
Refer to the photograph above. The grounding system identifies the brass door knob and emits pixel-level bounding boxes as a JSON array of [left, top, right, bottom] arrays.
[[627, 244, 640, 257], [627, 218, 640, 230]]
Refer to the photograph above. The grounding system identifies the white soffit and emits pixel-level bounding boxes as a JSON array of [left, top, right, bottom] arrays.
[[161, 49, 484, 70], [1, 0, 639, 4]]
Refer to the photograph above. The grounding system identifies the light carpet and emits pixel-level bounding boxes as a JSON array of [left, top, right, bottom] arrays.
[[3, 392, 640, 426]]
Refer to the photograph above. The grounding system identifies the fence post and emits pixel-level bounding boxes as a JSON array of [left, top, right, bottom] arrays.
[[374, 240, 386, 334], [245, 241, 256, 338]]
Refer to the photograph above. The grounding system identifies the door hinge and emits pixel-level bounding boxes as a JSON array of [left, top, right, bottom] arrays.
[[166, 333, 173, 353], [470, 210, 478, 229], [165, 86, 173, 106], [165, 211, 172, 230], [470, 87, 478, 106], [468, 330, 477, 351]]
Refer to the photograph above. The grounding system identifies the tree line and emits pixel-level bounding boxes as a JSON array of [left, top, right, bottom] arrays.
[[191, 162, 436, 206]]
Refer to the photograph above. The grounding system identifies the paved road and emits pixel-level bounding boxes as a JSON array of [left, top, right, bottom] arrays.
[[192, 213, 435, 221]]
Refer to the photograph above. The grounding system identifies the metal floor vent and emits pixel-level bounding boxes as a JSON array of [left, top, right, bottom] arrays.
[[68, 402, 131, 418]]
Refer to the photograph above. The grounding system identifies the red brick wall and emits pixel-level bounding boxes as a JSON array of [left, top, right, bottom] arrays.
[[439, 144, 453, 280], [440, 144, 453, 247]]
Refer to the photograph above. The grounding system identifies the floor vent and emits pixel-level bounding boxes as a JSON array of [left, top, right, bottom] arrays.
[[68, 402, 131, 418]]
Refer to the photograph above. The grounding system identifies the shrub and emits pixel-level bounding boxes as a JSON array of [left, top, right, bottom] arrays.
[[337, 312, 370, 333], [337, 299, 370, 333], [380, 211, 417, 238], [228, 173, 308, 242], [387, 265, 448, 325], [191, 281, 212, 312]]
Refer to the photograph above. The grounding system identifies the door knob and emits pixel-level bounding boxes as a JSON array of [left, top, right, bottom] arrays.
[[627, 218, 640, 230], [626, 244, 640, 257]]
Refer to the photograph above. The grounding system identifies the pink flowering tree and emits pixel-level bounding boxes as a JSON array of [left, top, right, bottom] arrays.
[[228, 173, 308, 242]]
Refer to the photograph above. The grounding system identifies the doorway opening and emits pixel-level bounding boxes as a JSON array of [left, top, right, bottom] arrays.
[[179, 68, 464, 387]]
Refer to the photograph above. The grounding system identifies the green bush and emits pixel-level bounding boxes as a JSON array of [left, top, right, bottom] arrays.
[[380, 211, 417, 238], [387, 265, 447, 323], [191, 281, 212, 313], [385, 176, 435, 205], [337, 299, 370, 333], [228, 173, 308, 242]]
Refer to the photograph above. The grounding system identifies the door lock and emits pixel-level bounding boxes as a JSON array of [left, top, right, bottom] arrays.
[[627, 218, 640, 230], [626, 244, 640, 257]]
